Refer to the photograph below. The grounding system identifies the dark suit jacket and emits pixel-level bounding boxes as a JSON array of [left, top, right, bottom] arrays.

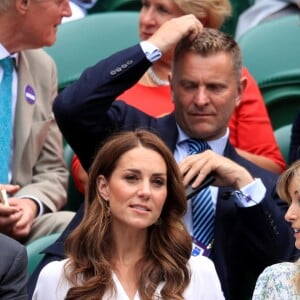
[[289, 111, 300, 163], [29, 44, 299, 300], [0, 233, 28, 300]]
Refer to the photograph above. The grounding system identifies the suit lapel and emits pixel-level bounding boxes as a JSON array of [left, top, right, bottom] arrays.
[[156, 113, 178, 151], [12, 51, 35, 176]]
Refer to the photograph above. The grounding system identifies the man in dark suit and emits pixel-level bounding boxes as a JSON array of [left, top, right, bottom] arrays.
[[29, 17, 298, 300], [0, 233, 27, 299]]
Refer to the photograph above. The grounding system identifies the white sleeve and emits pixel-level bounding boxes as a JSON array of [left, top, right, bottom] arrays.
[[32, 259, 71, 300]]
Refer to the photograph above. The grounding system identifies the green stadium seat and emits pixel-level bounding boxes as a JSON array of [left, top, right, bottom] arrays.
[[238, 15, 300, 129], [26, 233, 61, 275], [63, 144, 84, 212], [44, 11, 139, 91], [261, 71, 300, 129], [274, 124, 292, 164], [238, 15, 300, 85]]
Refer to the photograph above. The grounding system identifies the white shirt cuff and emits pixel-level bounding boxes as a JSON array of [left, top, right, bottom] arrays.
[[233, 178, 266, 207], [140, 41, 162, 62]]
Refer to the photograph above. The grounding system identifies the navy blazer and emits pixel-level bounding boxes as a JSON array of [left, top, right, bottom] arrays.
[[29, 44, 298, 300]]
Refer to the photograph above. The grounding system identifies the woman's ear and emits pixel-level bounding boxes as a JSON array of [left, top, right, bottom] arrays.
[[97, 175, 110, 200]]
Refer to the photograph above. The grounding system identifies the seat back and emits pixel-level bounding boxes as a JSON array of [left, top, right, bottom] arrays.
[[238, 15, 300, 129], [260, 69, 300, 129], [26, 233, 61, 275], [44, 11, 139, 91], [63, 144, 84, 212], [274, 124, 292, 163], [238, 15, 300, 85]]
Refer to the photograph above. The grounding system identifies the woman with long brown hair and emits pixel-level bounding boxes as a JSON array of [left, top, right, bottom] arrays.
[[33, 130, 224, 300]]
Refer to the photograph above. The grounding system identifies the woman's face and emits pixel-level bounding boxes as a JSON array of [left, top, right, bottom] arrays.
[[139, 0, 184, 41], [285, 175, 300, 249], [97, 146, 168, 231]]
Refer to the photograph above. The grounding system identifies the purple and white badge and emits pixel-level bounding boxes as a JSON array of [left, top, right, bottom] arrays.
[[24, 85, 36, 104], [192, 237, 213, 257]]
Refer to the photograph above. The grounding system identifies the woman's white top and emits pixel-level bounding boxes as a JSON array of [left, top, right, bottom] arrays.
[[32, 255, 225, 299]]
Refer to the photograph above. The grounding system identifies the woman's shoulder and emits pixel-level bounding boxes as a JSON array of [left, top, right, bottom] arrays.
[[189, 254, 215, 271], [38, 258, 69, 283], [33, 259, 71, 299], [253, 262, 299, 299], [186, 255, 225, 299], [259, 261, 297, 279]]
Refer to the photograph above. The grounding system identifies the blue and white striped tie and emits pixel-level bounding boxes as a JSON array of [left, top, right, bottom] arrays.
[[188, 139, 215, 248]]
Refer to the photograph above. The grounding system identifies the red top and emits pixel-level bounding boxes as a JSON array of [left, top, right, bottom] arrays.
[[72, 66, 285, 193]]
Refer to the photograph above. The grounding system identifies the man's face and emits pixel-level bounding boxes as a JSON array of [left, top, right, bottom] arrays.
[[20, 0, 72, 48], [171, 51, 246, 140]]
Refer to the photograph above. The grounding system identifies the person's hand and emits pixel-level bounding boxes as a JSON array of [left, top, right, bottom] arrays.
[[148, 14, 203, 54], [0, 183, 37, 240], [0, 203, 22, 236], [0, 184, 22, 236], [8, 198, 38, 240], [178, 150, 254, 190]]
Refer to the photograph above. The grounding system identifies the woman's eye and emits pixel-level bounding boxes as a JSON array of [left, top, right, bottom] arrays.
[[125, 174, 138, 182], [158, 5, 169, 14], [152, 178, 165, 187]]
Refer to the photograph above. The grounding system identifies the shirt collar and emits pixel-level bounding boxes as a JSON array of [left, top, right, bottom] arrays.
[[0, 43, 19, 66], [176, 124, 229, 155]]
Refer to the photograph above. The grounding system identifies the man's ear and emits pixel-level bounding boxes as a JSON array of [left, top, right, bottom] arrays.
[[96, 175, 110, 200], [169, 73, 175, 104], [235, 76, 247, 107], [15, 0, 30, 14]]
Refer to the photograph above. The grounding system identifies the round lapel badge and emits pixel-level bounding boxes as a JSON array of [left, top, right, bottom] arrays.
[[24, 85, 36, 104]]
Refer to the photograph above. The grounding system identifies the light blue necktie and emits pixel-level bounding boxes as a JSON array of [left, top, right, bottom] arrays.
[[188, 139, 215, 248], [0, 57, 13, 183]]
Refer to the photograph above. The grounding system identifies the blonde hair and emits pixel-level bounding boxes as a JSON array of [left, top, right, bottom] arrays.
[[0, 0, 12, 12], [276, 160, 300, 292], [276, 160, 300, 204], [173, 0, 232, 29]]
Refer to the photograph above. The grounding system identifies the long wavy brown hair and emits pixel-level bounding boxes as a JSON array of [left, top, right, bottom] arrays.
[[64, 129, 192, 300]]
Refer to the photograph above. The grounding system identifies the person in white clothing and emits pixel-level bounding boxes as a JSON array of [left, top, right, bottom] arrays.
[[62, 0, 98, 23], [33, 129, 224, 300], [235, 0, 300, 39]]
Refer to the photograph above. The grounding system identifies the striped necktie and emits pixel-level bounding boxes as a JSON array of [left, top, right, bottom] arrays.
[[0, 57, 13, 183], [188, 139, 215, 248]]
